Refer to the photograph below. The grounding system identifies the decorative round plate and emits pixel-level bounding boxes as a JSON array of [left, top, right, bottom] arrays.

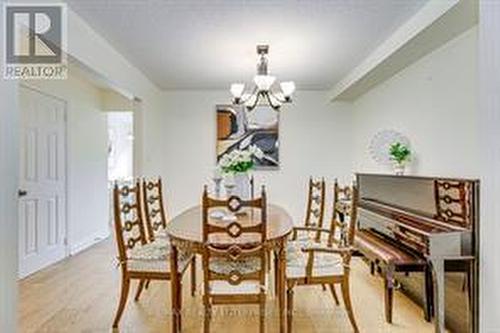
[[369, 130, 410, 166]]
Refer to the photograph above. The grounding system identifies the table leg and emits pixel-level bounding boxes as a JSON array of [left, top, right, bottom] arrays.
[[431, 258, 445, 333], [277, 241, 286, 333], [170, 245, 179, 333]]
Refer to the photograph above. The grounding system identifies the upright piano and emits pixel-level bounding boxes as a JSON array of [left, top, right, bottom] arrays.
[[355, 174, 479, 333]]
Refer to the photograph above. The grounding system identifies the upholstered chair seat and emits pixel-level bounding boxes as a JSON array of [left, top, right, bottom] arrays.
[[150, 235, 171, 248], [155, 228, 170, 239], [127, 244, 191, 273], [286, 242, 344, 279]]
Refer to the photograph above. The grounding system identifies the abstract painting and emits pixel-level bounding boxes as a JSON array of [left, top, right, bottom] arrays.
[[216, 104, 279, 169]]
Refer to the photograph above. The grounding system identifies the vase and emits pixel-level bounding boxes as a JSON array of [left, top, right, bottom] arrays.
[[233, 172, 250, 200], [393, 163, 405, 176]]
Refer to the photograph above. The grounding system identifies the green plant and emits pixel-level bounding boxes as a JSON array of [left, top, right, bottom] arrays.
[[389, 142, 411, 165]]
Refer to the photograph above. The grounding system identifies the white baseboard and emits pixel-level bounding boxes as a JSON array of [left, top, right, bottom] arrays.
[[69, 229, 110, 256]]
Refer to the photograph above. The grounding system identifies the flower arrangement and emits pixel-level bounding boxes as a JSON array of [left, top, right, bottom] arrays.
[[218, 145, 264, 174], [389, 142, 411, 165]]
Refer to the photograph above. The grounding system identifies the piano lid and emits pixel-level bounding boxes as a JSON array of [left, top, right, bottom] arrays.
[[356, 174, 478, 230]]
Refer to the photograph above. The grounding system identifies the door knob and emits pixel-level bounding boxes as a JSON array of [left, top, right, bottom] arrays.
[[18, 189, 28, 197]]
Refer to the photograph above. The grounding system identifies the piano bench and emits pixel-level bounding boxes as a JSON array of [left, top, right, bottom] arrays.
[[354, 230, 432, 324]]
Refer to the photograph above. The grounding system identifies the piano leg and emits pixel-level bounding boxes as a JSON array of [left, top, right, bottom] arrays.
[[423, 264, 434, 322], [383, 265, 394, 324], [431, 259, 445, 333]]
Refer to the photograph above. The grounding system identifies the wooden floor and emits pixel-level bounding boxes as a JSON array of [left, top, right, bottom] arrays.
[[19, 239, 436, 333]]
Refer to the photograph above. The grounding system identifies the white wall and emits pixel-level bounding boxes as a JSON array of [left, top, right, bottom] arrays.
[[478, 2, 500, 331], [0, 57, 19, 333], [351, 27, 479, 178], [23, 72, 109, 255], [0, 2, 18, 331], [143, 90, 353, 223], [0, 85, 19, 333]]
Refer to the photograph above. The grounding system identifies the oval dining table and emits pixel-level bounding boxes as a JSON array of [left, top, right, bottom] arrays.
[[165, 204, 294, 333]]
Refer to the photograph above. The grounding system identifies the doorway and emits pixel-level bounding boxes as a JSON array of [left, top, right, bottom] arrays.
[[107, 112, 134, 182]]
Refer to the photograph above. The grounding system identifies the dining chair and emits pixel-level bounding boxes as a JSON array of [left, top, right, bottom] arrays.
[[274, 177, 326, 293], [288, 179, 352, 304], [201, 186, 268, 333], [290, 179, 352, 248], [111, 180, 193, 329], [285, 182, 360, 333], [142, 177, 196, 295]]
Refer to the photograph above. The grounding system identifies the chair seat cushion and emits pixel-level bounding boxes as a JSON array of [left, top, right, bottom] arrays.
[[287, 237, 328, 253], [151, 236, 170, 248], [355, 230, 425, 266], [127, 243, 191, 273], [128, 242, 168, 261], [155, 229, 170, 240], [286, 242, 344, 279], [209, 257, 262, 275]]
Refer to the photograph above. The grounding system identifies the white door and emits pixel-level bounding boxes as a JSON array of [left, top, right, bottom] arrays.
[[18, 86, 67, 278]]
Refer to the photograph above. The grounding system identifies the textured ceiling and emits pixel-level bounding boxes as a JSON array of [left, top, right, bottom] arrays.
[[67, 0, 428, 90]]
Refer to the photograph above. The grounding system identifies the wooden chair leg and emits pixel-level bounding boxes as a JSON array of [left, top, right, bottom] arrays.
[[134, 279, 146, 302], [191, 257, 196, 296], [259, 293, 266, 333], [178, 281, 183, 332], [370, 262, 375, 275], [341, 279, 359, 333], [112, 275, 130, 328], [321, 284, 327, 291], [328, 283, 340, 306], [145, 279, 151, 290], [384, 276, 394, 324], [274, 252, 279, 296], [203, 296, 211, 333], [286, 287, 294, 333]]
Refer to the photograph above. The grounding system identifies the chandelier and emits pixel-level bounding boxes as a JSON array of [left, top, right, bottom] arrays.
[[230, 45, 295, 111]]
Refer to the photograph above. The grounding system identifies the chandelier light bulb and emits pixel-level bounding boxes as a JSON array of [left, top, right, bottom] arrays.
[[280, 81, 296, 97], [230, 83, 245, 98]]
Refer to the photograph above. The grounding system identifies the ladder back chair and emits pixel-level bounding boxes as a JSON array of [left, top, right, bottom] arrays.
[[281, 177, 327, 295], [290, 177, 326, 244], [142, 177, 196, 295], [142, 177, 169, 243], [289, 179, 353, 304], [328, 180, 354, 247], [112, 180, 193, 329], [285, 182, 360, 333], [290, 178, 350, 247], [201, 186, 268, 333]]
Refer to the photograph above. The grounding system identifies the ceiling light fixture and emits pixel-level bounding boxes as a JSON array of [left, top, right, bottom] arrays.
[[230, 45, 295, 111]]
